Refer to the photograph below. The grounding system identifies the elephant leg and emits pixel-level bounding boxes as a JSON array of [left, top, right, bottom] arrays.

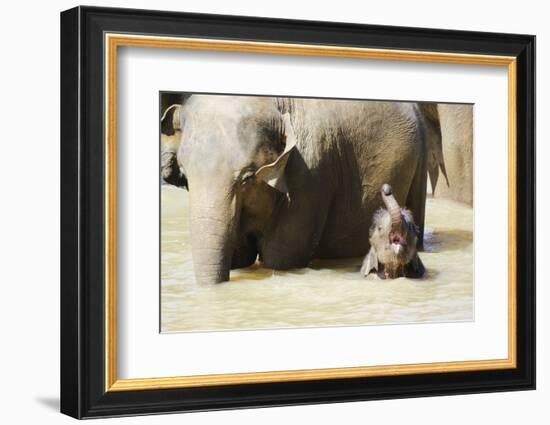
[[404, 253, 426, 278], [260, 195, 331, 269], [406, 156, 427, 251], [231, 235, 258, 269]]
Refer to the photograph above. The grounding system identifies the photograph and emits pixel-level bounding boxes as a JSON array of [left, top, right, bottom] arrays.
[[160, 92, 474, 332]]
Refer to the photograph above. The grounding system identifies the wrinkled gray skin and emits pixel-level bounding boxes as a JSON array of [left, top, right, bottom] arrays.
[[417, 103, 449, 197], [360, 184, 425, 279], [164, 95, 444, 284], [433, 104, 473, 205], [417, 102, 472, 205]]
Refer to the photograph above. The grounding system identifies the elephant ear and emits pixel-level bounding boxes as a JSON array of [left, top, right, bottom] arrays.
[[360, 247, 379, 277], [161, 104, 182, 136], [255, 112, 297, 194]]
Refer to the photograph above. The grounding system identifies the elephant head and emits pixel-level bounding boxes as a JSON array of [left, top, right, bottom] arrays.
[[361, 184, 425, 279], [160, 104, 188, 188], [175, 95, 297, 284]]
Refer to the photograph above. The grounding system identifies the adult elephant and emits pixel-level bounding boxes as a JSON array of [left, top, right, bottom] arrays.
[[419, 102, 472, 205], [163, 95, 443, 284], [160, 103, 187, 187], [160, 94, 190, 187]]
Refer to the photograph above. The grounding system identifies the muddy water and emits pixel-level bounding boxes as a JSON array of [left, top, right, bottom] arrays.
[[161, 186, 473, 333]]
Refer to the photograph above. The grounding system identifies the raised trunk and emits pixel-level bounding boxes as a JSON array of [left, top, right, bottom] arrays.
[[189, 191, 237, 285], [381, 184, 402, 232]]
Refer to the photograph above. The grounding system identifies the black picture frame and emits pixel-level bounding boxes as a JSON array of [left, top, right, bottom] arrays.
[[61, 5, 535, 419]]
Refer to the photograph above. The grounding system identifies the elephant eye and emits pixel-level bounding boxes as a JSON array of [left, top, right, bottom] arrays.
[[241, 170, 255, 185]]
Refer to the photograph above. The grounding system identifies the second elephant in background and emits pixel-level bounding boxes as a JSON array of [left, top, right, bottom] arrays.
[[420, 103, 473, 205]]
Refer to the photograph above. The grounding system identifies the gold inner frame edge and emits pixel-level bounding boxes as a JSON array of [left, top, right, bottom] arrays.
[[104, 33, 518, 392]]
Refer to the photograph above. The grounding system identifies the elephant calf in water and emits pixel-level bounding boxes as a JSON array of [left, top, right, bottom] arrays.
[[161, 95, 445, 284], [361, 184, 425, 279]]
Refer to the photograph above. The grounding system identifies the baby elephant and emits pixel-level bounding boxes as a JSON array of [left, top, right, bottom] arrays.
[[361, 184, 425, 279]]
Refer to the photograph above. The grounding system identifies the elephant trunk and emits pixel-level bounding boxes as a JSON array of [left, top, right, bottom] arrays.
[[381, 184, 402, 232], [189, 190, 237, 285]]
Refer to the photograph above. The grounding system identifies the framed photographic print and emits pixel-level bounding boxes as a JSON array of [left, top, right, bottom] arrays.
[[60, 6, 536, 419]]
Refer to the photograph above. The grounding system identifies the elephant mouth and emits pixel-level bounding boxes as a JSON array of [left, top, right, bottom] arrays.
[[390, 233, 405, 255], [390, 233, 403, 245]]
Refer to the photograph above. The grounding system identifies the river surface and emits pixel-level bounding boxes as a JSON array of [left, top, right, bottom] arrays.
[[161, 186, 473, 333]]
